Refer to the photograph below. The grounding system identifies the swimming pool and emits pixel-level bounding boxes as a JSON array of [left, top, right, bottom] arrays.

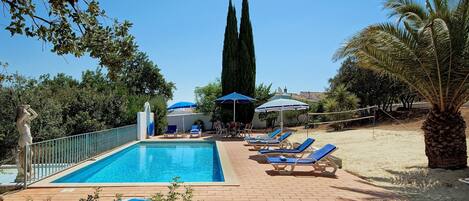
[[53, 141, 224, 183]]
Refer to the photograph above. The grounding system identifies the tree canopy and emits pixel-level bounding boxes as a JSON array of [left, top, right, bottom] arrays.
[[118, 52, 175, 100], [194, 79, 222, 115], [329, 57, 417, 111], [2, 0, 137, 79]]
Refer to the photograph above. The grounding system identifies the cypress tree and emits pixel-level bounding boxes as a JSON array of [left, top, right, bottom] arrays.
[[221, 0, 239, 122], [239, 0, 256, 70], [221, 0, 239, 96], [238, 0, 256, 123]]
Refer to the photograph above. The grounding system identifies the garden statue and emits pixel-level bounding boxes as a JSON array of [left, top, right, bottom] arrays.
[[15, 105, 38, 182]]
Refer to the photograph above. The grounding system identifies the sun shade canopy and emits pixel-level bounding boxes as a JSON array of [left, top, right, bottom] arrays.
[[255, 98, 309, 112], [215, 92, 255, 104], [167, 102, 197, 110]]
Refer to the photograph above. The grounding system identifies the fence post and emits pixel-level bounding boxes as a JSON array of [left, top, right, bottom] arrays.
[[372, 106, 377, 138], [85, 134, 88, 159], [23, 144, 29, 189], [373, 106, 377, 126]]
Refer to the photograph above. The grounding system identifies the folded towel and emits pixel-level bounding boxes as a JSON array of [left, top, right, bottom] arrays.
[[279, 156, 287, 161]]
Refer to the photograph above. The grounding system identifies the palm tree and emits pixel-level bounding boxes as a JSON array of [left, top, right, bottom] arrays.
[[334, 0, 469, 169], [324, 84, 360, 130]]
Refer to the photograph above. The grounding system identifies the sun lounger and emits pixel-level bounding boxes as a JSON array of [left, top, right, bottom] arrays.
[[164, 125, 178, 138], [246, 132, 292, 150], [244, 129, 281, 141], [266, 144, 338, 174], [259, 138, 315, 157], [190, 125, 202, 138]]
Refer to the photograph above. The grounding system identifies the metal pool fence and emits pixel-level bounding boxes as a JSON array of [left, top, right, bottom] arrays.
[[22, 124, 137, 187]]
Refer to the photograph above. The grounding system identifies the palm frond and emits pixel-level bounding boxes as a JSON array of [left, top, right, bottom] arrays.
[[385, 0, 429, 28], [426, 0, 436, 14], [335, 0, 469, 113], [433, 0, 450, 13]]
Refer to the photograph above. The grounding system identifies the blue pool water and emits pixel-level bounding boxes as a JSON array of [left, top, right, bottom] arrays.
[[53, 141, 224, 183]]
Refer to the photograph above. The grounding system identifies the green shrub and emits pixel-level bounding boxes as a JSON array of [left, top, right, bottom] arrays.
[[258, 112, 278, 128], [79, 177, 193, 201], [125, 95, 168, 135], [149, 177, 193, 201], [79, 187, 101, 201], [149, 96, 168, 135], [323, 85, 359, 130], [0, 68, 171, 161]]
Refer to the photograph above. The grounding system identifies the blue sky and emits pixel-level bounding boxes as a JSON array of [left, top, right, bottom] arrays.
[[1, 0, 389, 104]]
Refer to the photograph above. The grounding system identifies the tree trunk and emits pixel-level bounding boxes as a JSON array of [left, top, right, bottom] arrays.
[[409, 96, 415, 110], [422, 109, 467, 169], [400, 96, 407, 109]]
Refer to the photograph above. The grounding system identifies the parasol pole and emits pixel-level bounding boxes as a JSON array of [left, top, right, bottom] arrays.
[[233, 100, 236, 122], [280, 106, 284, 131]]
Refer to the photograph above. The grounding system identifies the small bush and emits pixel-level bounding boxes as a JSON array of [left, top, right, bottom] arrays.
[[78, 177, 193, 201], [149, 177, 193, 201], [79, 187, 101, 201]]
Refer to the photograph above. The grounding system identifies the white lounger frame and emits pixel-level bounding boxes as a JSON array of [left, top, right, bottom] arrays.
[[270, 148, 339, 175], [247, 140, 291, 150]]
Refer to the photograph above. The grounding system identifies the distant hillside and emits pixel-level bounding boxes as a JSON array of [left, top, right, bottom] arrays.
[[293, 91, 325, 102]]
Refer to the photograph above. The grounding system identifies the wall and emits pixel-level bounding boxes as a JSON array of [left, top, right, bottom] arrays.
[[166, 112, 306, 131], [167, 113, 213, 132]]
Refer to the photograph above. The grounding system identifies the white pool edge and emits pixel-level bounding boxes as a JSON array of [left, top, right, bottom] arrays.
[[29, 138, 239, 187]]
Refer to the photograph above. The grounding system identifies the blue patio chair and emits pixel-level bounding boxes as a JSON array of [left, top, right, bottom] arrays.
[[244, 129, 281, 141], [164, 125, 178, 138], [266, 144, 338, 174], [259, 138, 315, 157], [190, 125, 202, 138], [246, 132, 292, 150]]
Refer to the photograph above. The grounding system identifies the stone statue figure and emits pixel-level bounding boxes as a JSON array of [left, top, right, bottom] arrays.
[[15, 105, 38, 182]]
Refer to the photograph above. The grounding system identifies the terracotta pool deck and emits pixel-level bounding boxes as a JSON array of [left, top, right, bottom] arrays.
[[3, 135, 400, 201]]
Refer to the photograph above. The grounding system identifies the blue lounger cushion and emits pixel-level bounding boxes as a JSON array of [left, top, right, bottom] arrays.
[[190, 125, 201, 134], [259, 138, 315, 154], [244, 129, 281, 140], [267, 144, 337, 164]]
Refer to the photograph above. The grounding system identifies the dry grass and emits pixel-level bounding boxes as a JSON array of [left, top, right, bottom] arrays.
[[288, 128, 469, 201]]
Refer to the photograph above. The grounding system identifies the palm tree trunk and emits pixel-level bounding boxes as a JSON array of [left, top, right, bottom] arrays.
[[422, 109, 467, 169]]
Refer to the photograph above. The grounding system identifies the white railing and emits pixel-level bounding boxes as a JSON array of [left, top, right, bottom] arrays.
[[22, 124, 137, 187]]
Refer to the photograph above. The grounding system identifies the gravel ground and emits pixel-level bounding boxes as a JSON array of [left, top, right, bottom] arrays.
[[288, 128, 469, 201]]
